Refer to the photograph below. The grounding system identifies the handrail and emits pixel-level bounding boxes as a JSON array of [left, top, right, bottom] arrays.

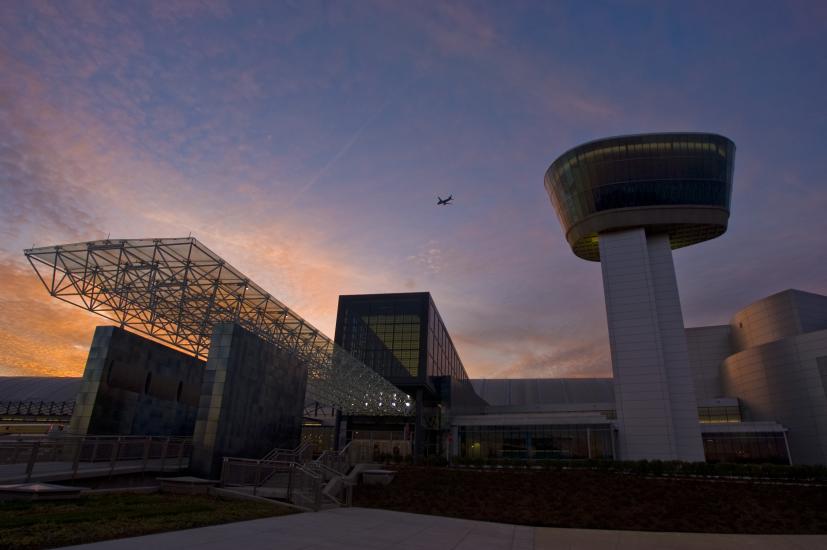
[[287, 462, 323, 510], [220, 456, 324, 510], [223, 457, 293, 465], [0, 435, 192, 482], [220, 440, 355, 511], [308, 461, 344, 482], [261, 441, 312, 462], [313, 440, 352, 474], [1, 434, 192, 444]]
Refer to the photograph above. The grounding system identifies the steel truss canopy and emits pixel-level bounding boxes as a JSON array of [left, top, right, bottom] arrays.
[[24, 237, 411, 416]]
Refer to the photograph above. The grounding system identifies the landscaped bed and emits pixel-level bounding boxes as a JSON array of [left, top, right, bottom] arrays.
[[0, 492, 297, 550], [353, 466, 827, 534]]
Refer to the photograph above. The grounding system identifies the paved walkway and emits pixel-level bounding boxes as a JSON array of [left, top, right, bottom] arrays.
[[61, 507, 827, 549]]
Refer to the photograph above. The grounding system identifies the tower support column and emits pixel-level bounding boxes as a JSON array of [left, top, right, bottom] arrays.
[[599, 228, 705, 461]]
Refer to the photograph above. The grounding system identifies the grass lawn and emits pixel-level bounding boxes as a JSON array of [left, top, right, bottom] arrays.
[[0, 492, 297, 550], [354, 466, 827, 534]]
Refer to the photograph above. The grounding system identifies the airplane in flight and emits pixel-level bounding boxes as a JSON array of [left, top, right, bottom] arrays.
[[437, 195, 453, 205]]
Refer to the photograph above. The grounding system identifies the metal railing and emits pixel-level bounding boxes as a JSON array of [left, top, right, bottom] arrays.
[[220, 442, 356, 510], [221, 457, 323, 510], [287, 462, 324, 509], [0, 435, 191, 482], [315, 441, 352, 474], [261, 441, 313, 463], [306, 461, 353, 507]]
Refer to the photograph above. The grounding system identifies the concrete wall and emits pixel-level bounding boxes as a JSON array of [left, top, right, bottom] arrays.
[[69, 326, 205, 436], [191, 323, 308, 476], [721, 328, 827, 464], [599, 228, 704, 461], [685, 325, 732, 400]]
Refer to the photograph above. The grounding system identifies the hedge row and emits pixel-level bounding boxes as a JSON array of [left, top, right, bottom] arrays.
[[446, 456, 827, 481]]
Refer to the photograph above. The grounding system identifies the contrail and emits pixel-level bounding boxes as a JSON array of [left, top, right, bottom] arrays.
[[287, 91, 397, 206]]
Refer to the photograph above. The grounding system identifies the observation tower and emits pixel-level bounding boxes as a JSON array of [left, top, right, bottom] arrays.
[[545, 132, 735, 461]]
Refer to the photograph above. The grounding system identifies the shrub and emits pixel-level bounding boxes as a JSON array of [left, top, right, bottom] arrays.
[[448, 456, 827, 481]]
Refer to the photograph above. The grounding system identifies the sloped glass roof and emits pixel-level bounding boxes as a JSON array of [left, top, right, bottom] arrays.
[[24, 238, 411, 416]]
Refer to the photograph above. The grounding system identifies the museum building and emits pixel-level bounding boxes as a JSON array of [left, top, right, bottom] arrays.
[[4, 133, 827, 467]]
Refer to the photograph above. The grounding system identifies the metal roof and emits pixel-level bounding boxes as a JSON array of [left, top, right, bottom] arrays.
[[0, 377, 81, 402]]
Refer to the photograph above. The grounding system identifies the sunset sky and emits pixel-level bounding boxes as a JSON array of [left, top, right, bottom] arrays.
[[1, 1, 825, 379]]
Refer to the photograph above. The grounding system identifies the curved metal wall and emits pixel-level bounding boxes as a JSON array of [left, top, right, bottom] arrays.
[[730, 289, 827, 353], [721, 328, 827, 465]]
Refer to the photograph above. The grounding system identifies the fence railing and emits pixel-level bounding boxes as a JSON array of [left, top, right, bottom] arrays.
[[0, 400, 75, 417], [220, 440, 359, 511], [260, 441, 313, 463], [315, 441, 351, 475], [221, 457, 323, 510], [0, 435, 192, 482], [287, 462, 323, 510]]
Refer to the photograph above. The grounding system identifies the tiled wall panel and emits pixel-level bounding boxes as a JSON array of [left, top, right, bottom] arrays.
[[69, 326, 205, 436], [191, 323, 308, 476]]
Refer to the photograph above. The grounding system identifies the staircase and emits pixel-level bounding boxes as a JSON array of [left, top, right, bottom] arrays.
[[220, 442, 367, 511]]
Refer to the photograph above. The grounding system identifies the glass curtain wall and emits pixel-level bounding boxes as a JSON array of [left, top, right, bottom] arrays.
[[427, 298, 469, 381], [458, 424, 614, 460], [697, 405, 742, 423], [702, 432, 789, 464], [336, 296, 423, 382], [547, 134, 735, 230]]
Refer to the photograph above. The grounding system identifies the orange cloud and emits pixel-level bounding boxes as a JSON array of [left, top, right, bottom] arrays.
[[0, 260, 108, 376]]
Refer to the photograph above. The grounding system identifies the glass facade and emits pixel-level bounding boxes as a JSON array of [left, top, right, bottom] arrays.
[[458, 424, 614, 460], [301, 423, 335, 454], [599, 407, 741, 423], [702, 432, 789, 464], [546, 133, 735, 230], [336, 294, 425, 383], [545, 133, 735, 259], [335, 293, 476, 458], [697, 405, 742, 423], [427, 296, 468, 381], [335, 293, 471, 385]]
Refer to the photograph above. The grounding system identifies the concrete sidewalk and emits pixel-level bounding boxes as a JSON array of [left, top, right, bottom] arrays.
[[62, 507, 827, 550]]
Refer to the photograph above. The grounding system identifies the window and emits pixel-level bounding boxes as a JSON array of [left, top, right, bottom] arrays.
[[702, 432, 789, 464], [338, 299, 422, 378], [458, 424, 614, 460], [698, 405, 741, 423]]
